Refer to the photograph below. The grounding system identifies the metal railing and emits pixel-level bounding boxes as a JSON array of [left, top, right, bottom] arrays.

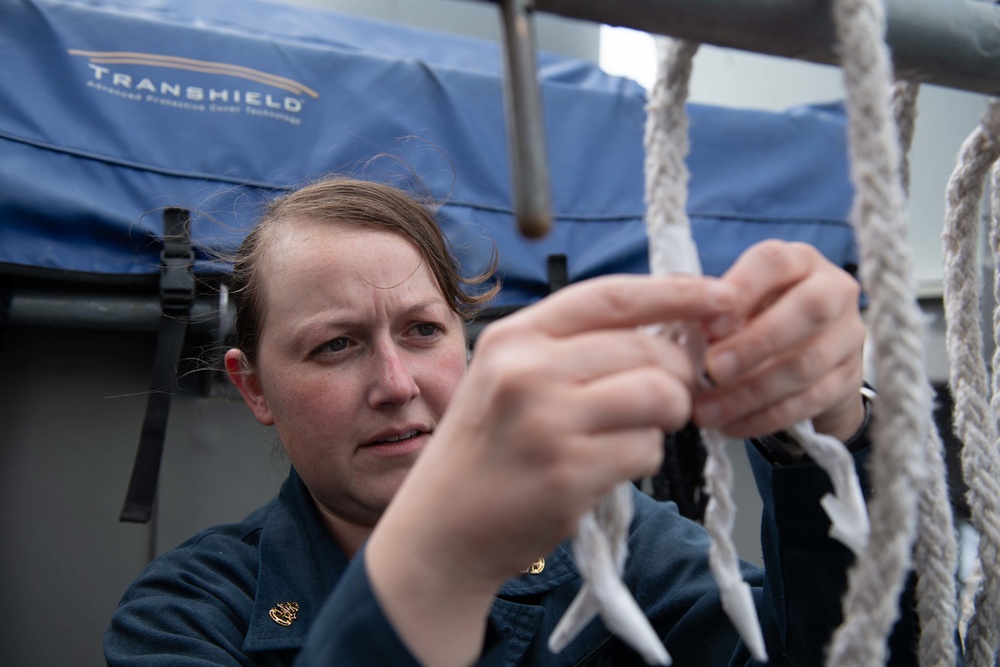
[[488, 0, 999, 237]]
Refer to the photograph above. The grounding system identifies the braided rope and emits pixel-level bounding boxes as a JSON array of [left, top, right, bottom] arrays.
[[549, 483, 670, 665], [543, 47, 709, 655], [959, 553, 984, 648], [554, 6, 971, 662], [911, 369, 961, 667], [892, 81, 920, 194], [942, 98, 1000, 666], [644, 37, 768, 662], [890, 78, 962, 667], [643, 38, 697, 247], [978, 152, 1000, 664], [824, 0, 934, 663]]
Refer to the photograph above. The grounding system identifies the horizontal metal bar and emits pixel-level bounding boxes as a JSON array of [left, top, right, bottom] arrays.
[[6, 288, 230, 338], [506, 0, 1000, 96]]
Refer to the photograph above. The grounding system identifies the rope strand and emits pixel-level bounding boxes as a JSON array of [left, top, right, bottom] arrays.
[[644, 37, 768, 661], [548, 484, 670, 665], [892, 80, 920, 194], [825, 0, 933, 663], [943, 98, 1000, 667], [892, 78, 961, 667]]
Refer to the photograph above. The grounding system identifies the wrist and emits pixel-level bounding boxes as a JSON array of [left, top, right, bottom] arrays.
[[366, 521, 497, 667], [811, 383, 871, 442], [753, 384, 875, 465]]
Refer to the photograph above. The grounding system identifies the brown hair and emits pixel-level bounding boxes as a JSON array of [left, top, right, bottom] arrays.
[[229, 176, 499, 366]]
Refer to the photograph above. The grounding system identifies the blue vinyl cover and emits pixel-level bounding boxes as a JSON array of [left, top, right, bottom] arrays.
[[0, 0, 856, 308]]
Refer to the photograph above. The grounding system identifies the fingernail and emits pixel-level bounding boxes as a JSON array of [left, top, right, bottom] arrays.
[[707, 315, 734, 337], [708, 351, 738, 383], [706, 281, 733, 301]]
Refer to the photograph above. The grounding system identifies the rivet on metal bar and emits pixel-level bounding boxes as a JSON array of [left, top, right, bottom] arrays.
[[499, 0, 553, 239]]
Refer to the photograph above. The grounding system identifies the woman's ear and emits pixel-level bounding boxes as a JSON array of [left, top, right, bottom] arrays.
[[225, 349, 275, 426]]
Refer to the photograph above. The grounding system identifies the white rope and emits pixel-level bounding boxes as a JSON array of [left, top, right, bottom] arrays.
[[891, 78, 962, 667], [785, 422, 869, 557], [548, 484, 671, 665], [942, 98, 1000, 666], [825, 0, 935, 663], [551, 3, 968, 663], [643, 37, 769, 662], [892, 81, 920, 195], [643, 38, 698, 257], [984, 154, 1000, 662], [960, 553, 984, 648], [544, 46, 704, 657]]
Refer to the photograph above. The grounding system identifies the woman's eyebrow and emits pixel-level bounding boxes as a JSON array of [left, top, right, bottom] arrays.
[[402, 299, 451, 317], [293, 298, 450, 341]]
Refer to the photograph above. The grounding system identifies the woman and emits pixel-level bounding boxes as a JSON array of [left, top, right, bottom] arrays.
[[105, 177, 908, 666]]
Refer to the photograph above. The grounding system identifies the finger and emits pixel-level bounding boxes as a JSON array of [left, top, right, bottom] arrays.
[[545, 329, 696, 387], [695, 321, 864, 429], [696, 356, 862, 439], [571, 366, 694, 434], [515, 274, 736, 338], [581, 427, 666, 490], [705, 261, 861, 385], [466, 329, 695, 416], [705, 240, 823, 339]]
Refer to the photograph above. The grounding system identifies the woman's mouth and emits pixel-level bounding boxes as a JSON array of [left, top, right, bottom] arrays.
[[371, 429, 421, 444], [359, 429, 428, 457]]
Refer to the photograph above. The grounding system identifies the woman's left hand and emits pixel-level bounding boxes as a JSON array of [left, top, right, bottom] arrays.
[[692, 240, 867, 442]]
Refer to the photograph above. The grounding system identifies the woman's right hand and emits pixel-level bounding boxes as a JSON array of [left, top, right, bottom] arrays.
[[365, 274, 736, 666]]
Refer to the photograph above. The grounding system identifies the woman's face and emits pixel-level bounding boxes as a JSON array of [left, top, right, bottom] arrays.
[[228, 218, 468, 539]]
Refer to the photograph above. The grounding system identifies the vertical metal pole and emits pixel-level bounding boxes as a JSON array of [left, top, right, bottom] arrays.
[[499, 0, 553, 239]]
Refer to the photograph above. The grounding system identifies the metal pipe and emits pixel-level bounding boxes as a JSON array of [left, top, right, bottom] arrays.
[[6, 288, 229, 338], [489, 0, 1000, 97], [499, 0, 554, 238]]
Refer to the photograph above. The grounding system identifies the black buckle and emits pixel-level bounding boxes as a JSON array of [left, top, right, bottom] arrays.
[[159, 208, 194, 313]]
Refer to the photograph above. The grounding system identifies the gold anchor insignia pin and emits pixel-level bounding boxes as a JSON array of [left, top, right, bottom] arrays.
[[269, 601, 300, 626], [523, 557, 545, 575]]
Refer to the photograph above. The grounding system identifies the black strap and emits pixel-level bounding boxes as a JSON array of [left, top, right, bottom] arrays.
[[546, 254, 568, 293], [119, 208, 194, 523], [0, 283, 11, 353]]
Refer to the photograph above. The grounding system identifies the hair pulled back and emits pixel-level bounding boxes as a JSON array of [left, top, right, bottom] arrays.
[[229, 177, 499, 366]]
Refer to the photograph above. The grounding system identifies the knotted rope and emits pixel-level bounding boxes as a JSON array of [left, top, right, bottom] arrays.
[[942, 98, 1000, 666], [825, 0, 938, 663]]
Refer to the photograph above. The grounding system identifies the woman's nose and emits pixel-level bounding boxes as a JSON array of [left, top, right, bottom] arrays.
[[368, 343, 420, 408]]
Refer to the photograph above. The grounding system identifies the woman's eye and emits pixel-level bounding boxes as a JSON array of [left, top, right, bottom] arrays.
[[321, 337, 350, 353], [414, 323, 440, 337]]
